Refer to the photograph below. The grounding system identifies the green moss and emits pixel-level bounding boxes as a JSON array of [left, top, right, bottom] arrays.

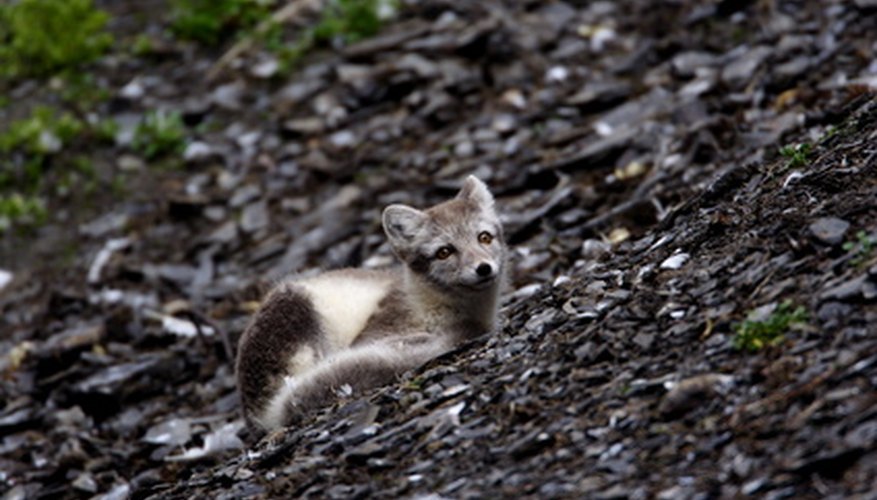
[[732, 301, 808, 352], [0, 0, 112, 79]]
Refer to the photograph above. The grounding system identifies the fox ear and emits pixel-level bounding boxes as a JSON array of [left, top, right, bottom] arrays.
[[456, 175, 495, 211], [383, 204, 426, 242]]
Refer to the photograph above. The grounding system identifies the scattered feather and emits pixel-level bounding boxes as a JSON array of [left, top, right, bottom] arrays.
[[87, 238, 131, 284], [165, 421, 244, 462], [660, 251, 690, 270], [0, 269, 13, 292]]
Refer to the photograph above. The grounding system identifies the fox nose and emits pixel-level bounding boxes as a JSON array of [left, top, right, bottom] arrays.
[[476, 263, 493, 277]]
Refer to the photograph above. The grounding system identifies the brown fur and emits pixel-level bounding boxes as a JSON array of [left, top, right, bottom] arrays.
[[235, 284, 322, 427]]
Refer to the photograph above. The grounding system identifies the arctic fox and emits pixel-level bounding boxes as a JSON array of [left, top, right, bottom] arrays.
[[236, 176, 506, 431]]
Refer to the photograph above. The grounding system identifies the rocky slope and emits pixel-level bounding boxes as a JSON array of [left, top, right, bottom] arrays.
[[1, 0, 876, 498]]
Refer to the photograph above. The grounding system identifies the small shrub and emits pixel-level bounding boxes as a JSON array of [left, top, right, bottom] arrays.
[[0, 104, 122, 232], [59, 73, 111, 111], [54, 156, 97, 197], [0, 0, 112, 78], [170, 0, 270, 45], [0, 106, 85, 197], [312, 0, 386, 45], [132, 110, 187, 160], [132, 34, 155, 56], [732, 301, 808, 352], [0, 193, 47, 233], [0, 106, 84, 157], [842, 230, 875, 267], [1, 105, 107, 204], [778, 142, 812, 169], [271, 0, 394, 70], [93, 118, 120, 144]]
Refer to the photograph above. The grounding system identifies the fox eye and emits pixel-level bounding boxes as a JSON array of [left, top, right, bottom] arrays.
[[435, 246, 454, 260], [478, 231, 493, 245]]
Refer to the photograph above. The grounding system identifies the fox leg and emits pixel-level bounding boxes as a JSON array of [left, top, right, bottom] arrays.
[[265, 333, 451, 427]]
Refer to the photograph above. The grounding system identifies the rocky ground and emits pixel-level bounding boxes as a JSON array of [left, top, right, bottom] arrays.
[[2, 0, 877, 498]]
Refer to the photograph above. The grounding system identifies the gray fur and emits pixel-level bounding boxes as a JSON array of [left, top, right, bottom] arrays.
[[382, 205, 427, 243]]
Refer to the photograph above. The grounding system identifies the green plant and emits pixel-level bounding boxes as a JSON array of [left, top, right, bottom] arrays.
[[0, 157, 43, 196], [0, 106, 84, 157], [132, 110, 187, 160], [53, 154, 102, 198], [267, 0, 394, 71], [0, 104, 124, 232], [59, 73, 111, 110], [778, 142, 812, 169], [1, 105, 107, 204], [821, 125, 839, 142], [170, 0, 270, 45], [0, 0, 112, 79], [110, 174, 128, 196], [0, 193, 47, 233], [842, 230, 875, 267], [312, 0, 386, 44], [0, 106, 117, 175], [404, 376, 424, 390], [0, 107, 84, 197], [92, 118, 119, 144], [260, 21, 310, 73], [732, 301, 808, 352], [132, 34, 155, 56]]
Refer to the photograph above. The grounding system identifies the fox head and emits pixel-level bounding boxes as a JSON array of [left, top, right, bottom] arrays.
[[383, 175, 506, 292]]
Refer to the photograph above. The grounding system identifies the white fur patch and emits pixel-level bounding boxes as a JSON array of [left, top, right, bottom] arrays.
[[259, 375, 301, 430], [298, 272, 393, 350], [286, 345, 318, 376]]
